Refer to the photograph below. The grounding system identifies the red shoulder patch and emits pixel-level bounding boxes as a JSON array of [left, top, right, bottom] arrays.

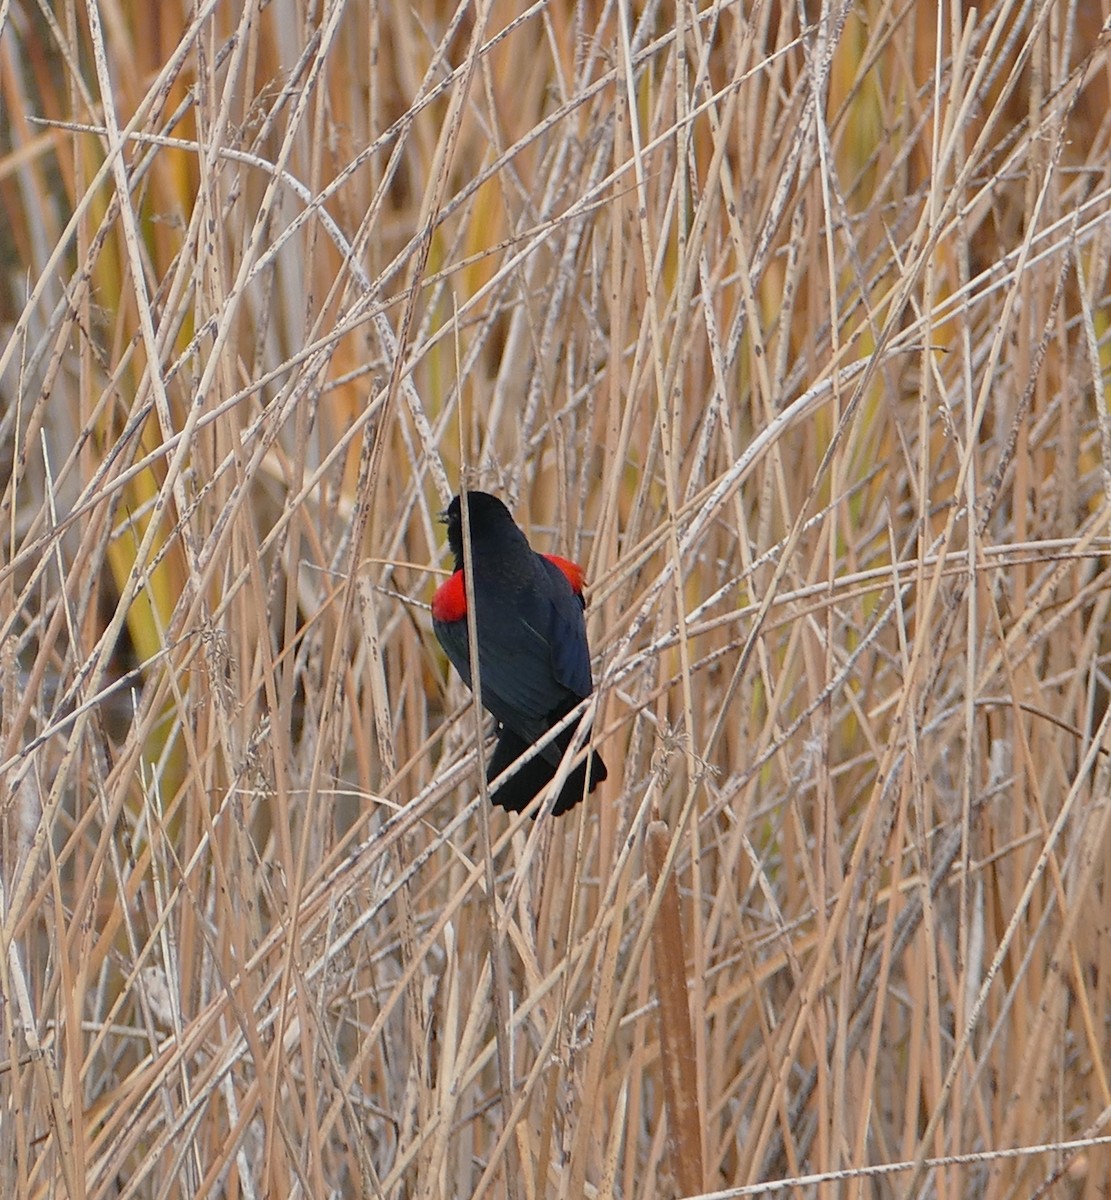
[[545, 554, 586, 595], [431, 571, 467, 622]]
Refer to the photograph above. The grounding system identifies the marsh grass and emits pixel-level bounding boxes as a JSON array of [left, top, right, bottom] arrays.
[[2, 0, 1111, 1196]]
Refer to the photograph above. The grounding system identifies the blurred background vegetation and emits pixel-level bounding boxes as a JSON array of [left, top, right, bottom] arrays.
[[2, 0, 1111, 1196]]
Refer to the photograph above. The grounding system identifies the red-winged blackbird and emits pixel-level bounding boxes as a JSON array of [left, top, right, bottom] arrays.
[[432, 491, 608, 815]]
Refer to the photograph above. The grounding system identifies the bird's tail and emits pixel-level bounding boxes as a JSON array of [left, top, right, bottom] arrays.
[[487, 725, 607, 816]]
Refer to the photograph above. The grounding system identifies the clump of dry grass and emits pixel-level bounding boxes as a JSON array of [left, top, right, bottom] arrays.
[[2, 0, 1111, 1196]]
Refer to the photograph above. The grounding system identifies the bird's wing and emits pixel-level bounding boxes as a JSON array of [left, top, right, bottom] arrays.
[[537, 555, 594, 699], [433, 557, 594, 755], [432, 616, 473, 691], [435, 607, 557, 745]]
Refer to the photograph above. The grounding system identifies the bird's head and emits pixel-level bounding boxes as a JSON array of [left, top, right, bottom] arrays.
[[440, 491, 515, 564]]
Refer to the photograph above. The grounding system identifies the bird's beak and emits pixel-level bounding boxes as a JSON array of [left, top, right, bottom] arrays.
[[437, 507, 449, 525]]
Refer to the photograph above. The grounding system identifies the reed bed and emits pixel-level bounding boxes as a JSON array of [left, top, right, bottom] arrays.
[[2, 0, 1111, 1196]]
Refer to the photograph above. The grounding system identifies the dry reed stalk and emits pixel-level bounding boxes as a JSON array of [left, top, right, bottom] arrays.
[[645, 819, 704, 1197]]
